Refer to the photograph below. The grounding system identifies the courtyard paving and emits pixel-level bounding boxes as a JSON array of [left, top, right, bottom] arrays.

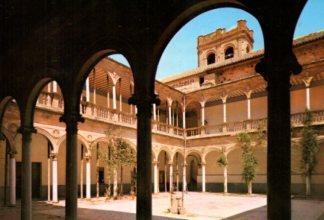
[[0, 192, 324, 219]]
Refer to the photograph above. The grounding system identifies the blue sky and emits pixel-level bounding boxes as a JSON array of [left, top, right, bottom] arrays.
[[110, 0, 324, 79]]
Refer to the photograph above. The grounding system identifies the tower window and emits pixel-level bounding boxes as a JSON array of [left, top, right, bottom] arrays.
[[199, 76, 205, 86], [207, 53, 215, 65], [225, 47, 234, 59], [246, 46, 250, 53]]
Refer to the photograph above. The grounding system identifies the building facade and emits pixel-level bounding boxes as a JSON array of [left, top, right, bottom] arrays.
[[1, 21, 324, 204]]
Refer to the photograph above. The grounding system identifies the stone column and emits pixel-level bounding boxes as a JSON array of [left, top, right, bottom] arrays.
[[182, 107, 186, 129], [93, 89, 96, 105], [201, 163, 206, 192], [183, 163, 187, 192], [200, 101, 206, 126], [221, 95, 228, 123], [86, 77, 90, 102], [52, 154, 58, 203], [256, 52, 301, 219], [18, 126, 36, 220], [86, 157, 91, 199], [9, 152, 16, 206], [60, 112, 84, 220], [119, 94, 123, 111], [153, 161, 159, 193], [112, 84, 117, 109], [53, 81, 58, 93], [303, 77, 313, 110], [47, 156, 51, 202], [244, 90, 252, 120], [153, 103, 157, 121], [169, 163, 173, 192], [80, 157, 84, 199], [129, 92, 158, 220], [107, 92, 110, 108], [167, 98, 172, 125]]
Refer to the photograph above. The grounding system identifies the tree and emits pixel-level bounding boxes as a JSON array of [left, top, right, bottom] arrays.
[[237, 132, 258, 194], [115, 138, 136, 196], [217, 153, 228, 193], [300, 110, 319, 196]]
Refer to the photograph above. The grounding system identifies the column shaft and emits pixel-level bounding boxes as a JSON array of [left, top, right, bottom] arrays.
[[153, 104, 156, 121], [223, 103, 227, 123], [153, 162, 159, 193], [306, 87, 310, 110], [86, 160, 91, 199], [9, 156, 16, 205], [267, 74, 291, 219], [20, 128, 33, 220], [247, 98, 251, 119], [52, 158, 58, 203], [86, 78, 90, 102], [201, 107, 205, 126], [183, 165, 187, 192], [112, 85, 117, 109], [168, 106, 172, 125], [169, 164, 173, 192], [201, 164, 206, 192], [47, 158, 51, 202]]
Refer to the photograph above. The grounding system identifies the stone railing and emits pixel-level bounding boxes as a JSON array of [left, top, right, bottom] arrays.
[[36, 92, 324, 139]]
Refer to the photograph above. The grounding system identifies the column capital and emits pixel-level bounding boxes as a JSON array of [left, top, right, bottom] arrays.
[[221, 95, 228, 104], [59, 112, 84, 124], [107, 71, 121, 85], [128, 93, 160, 118], [152, 160, 158, 165], [8, 149, 17, 158], [200, 100, 206, 108], [166, 97, 173, 107], [244, 90, 253, 99], [302, 76, 313, 88], [256, 53, 302, 82]]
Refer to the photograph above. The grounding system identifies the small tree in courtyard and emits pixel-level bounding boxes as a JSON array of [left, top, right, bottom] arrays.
[[237, 132, 258, 194], [300, 109, 319, 196], [115, 138, 136, 196], [217, 153, 228, 193]]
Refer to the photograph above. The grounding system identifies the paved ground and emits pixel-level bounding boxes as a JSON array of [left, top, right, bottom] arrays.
[[0, 192, 324, 219]]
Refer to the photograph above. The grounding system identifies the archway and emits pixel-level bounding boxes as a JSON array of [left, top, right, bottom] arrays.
[[186, 152, 202, 191], [157, 149, 171, 192], [205, 150, 223, 192]]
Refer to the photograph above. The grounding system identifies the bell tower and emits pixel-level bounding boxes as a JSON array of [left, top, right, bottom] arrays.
[[197, 20, 254, 67]]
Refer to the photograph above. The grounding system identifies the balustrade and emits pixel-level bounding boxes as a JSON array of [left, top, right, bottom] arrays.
[[35, 93, 324, 138]]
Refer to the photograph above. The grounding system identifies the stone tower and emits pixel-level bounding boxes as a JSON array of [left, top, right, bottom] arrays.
[[197, 20, 254, 67]]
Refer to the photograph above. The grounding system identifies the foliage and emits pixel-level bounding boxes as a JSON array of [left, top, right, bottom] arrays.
[[217, 154, 228, 167], [300, 110, 319, 176], [115, 138, 136, 168], [237, 132, 258, 183]]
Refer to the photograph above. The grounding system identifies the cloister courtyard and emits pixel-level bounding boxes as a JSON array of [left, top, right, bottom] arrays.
[[1, 192, 324, 220]]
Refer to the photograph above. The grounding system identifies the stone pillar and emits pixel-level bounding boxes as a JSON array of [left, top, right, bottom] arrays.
[[244, 90, 252, 120], [53, 81, 58, 93], [128, 92, 158, 220], [153, 103, 157, 121], [221, 95, 228, 123], [86, 77, 90, 102], [107, 92, 110, 108], [303, 77, 313, 110], [182, 107, 186, 129], [183, 163, 187, 192], [200, 101, 206, 126], [86, 157, 91, 199], [18, 126, 36, 220], [112, 84, 117, 109], [153, 161, 159, 193], [47, 157, 51, 202], [201, 163, 206, 192], [167, 98, 172, 125], [52, 154, 58, 203], [256, 52, 301, 219], [93, 89, 96, 105], [119, 94, 123, 111], [169, 163, 173, 192], [60, 112, 84, 220], [9, 153, 16, 206], [80, 157, 84, 199]]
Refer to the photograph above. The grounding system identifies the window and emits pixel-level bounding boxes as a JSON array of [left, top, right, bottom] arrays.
[[246, 46, 250, 53], [225, 47, 234, 59], [199, 76, 205, 85], [207, 53, 215, 65], [99, 167, 104, 184]]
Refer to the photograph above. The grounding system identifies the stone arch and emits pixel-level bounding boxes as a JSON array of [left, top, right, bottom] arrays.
[[170, 148, 185, 163], [185, 149, 203, 163], [0, 97, 17, 127], [34, 126, 58, 153], [224, 45, 235, 59], [207, 51, 216, 65], [202, 146, 223, 163], [157, 146, 172, 161], [57, 133, 90, 154], [24, 78, 61, 128]]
